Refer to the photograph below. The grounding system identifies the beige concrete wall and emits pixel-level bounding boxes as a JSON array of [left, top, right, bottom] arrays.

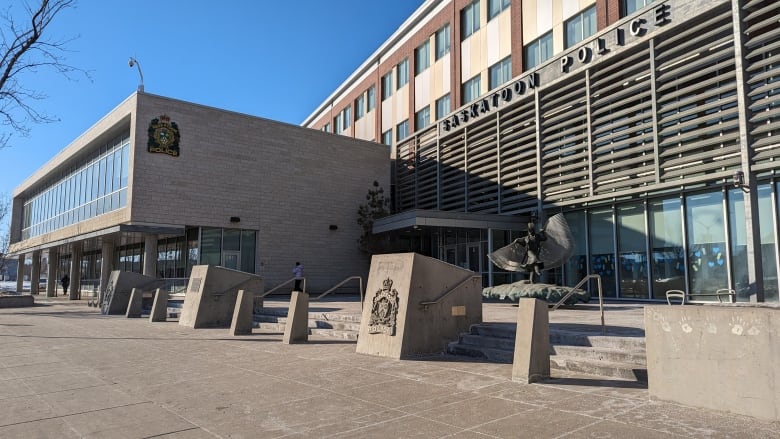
[[132, 93, 389, 292], [645, 305, 780, 421]]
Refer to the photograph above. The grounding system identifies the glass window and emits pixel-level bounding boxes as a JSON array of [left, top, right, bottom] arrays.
[[200, 228, 222, 266], [488, 0, 510, 20], [120, 144, 129, 189], [649, 198, 685, 299], [334, 113, 343, 134], [343, 106, 351, 130], [435, 94, 451, 120], [685, 191, 728, 297], [241, 230, 256, 273], [397, 58, 409, 89], [355, 95, 365, 120], [488, 56, 512, 90], [105, 153, 114, 194], [223, 229, 241, 252], [617, 203, 648, 299], [322, 123, 331, 133], [461, 1, 480, 40], [367, 85, 376, 111], [415, 106, 431, 130], [762, 185, 779, 301], [435, 24, 451, 60], [590, 208, 617, 298], [415, 40, 430, 75], [525, 31, 553, 69], [462, 75, 481, 104], [565, 6, 597, 49], [396, 120, 409, 141], [624, 0, 655, 16], [382, 71, 393, 100], [382, 130, 392, 146], [563, 211, 588, 287]]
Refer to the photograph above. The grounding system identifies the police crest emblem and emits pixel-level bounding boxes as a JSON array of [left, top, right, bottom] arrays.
[[368, 277, 400, 335], [148, 115, 180, 157]]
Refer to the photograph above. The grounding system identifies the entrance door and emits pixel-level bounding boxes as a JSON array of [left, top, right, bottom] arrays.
[[222, 251, 240, 270]]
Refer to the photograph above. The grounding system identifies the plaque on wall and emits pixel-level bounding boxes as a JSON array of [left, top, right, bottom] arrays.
[[148, 114, 180, 157], [368, 277, 399, 335]]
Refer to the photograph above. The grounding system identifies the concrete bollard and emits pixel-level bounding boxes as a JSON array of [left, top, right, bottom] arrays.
[[125, 288, 143, 318], [230, 289, 255, 336], [149, 288, 169, 322], [283, 291, 309, 344], [512, 298, 550, 383]]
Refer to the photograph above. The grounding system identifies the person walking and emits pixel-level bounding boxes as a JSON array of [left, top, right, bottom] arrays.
[[60, 274, 70, 297], [292, 262, 304, 292]]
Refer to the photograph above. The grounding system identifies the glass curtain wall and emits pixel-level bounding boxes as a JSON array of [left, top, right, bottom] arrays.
[[563, 211, 588, 287], [617, 203, 648, 298], [589, 208, 617, 297], [685, 191, 728, 294], [649, 198, 685, 299], [198, 227, 257, 273]]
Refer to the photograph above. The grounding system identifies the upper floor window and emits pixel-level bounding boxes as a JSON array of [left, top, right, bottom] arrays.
[[397, 58, 409, 89], [461, 1, 480, 40], [334, 113, 343, 134], [382, 129, 393, 146], [415, 106, 431, 130], [367, 85, 376, 111], [343, 106, 351, 130], [524, 31, 553, 69], [435, 24, 451, 60], [355, 95, 365, 120], [382, 71, 393, 100], [396, 119, 410, 141], [488, 56, 511, 90], [565, 6, 596, 49], [462, 75, 481, 104], [322, 123, 330, 133], [488, 0, 510, 20], [415, 40, 430, 75], [436, 94, 451, 120], [623, 0, 655, 16]]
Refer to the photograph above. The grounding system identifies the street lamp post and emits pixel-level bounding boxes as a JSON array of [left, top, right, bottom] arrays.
[[128, 57, 144, 92]]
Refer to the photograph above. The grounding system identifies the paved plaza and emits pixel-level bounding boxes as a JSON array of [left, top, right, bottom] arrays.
[[1, 296, 778, 438]]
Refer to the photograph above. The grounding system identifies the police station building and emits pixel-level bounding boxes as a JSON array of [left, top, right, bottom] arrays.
[[9, 93, 389, 297], [306, 0, 780, 303]]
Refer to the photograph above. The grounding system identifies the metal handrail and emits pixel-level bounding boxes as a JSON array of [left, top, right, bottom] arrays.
[[259, 277, 306, 297], [550, 274, 604, 334], [313, 276, 364, 308], [419, 275, 482, 309]]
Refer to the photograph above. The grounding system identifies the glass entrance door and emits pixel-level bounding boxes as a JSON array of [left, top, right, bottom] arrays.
[[222, 251, 240, 270]]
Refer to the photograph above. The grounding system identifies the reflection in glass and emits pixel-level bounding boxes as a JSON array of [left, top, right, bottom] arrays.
[[686, 191, 727, 296], [617, 203, 648, 299], [650, 198, 685, 299], [590, 208, 616, 297], [563, 211, 587, 287], [729, 188, 748, 300]]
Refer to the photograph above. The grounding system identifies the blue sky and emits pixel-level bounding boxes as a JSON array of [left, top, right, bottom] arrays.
[[1, 0, 423, 225]]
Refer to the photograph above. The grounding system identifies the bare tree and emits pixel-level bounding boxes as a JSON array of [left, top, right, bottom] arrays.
[[0, 0, 83, 149]]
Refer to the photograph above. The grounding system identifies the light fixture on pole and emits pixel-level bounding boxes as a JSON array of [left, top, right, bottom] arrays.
[[128, 57, 144, 92]]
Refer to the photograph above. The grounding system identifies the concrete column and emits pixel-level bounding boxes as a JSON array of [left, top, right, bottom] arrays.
[[15, 253, 25, 293], [69, 242, 83, 300], [46, 248, 58, 297], [30, 250, 41, 295], [512, 298, 550, 384], [283, 291, 309, 344], [143, 234, 158, 278], [99, 240, 114, 299], [230, 289, 254, 336]]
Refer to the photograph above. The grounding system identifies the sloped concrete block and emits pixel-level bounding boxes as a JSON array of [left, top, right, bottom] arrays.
[[283, 291, 310, 344], [230, 290, 255, 336], [125, 288, 143, 318], [149, 288, 169, 322], [179, 265, 264, 329], [103, 271, 161, 315], [512, 298, 550, 383], [356, 253, 482, 359]]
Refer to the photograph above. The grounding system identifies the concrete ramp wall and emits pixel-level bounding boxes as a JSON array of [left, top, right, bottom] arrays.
[[102, 271, 161, 315], [356, 253, 482, 359], [179, 265, 264, 329], [645, 304, 780, 421]]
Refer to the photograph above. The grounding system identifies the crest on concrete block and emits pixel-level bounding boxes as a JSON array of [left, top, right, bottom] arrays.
[[368, 277, 399, 336], [148, 114, 180, 157]]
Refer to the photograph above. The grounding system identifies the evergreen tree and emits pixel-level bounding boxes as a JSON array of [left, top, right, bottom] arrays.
[[357, 181, 389, 253]]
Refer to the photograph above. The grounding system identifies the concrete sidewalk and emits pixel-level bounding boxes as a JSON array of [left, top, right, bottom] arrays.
[[1, 297, 777, 438]]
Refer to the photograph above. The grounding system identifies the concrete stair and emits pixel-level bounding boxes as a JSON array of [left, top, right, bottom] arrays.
[[447, 323, 647, 382], [253, 307, 361, 341]]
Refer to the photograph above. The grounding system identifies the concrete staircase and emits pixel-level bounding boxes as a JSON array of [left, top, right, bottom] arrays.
[[253, 307, 361, 341], [447, 322, 647, 382]]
